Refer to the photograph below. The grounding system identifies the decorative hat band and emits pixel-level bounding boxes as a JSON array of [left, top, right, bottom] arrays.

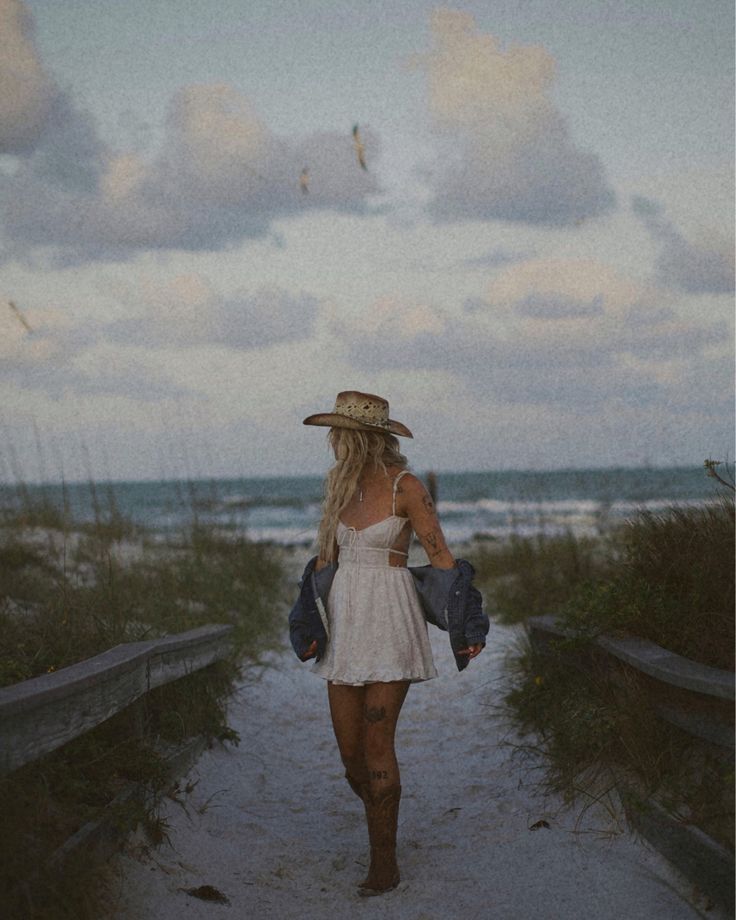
[[333, 400, 391, 429]]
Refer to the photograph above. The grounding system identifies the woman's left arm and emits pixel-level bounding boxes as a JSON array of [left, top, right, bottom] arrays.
[[399, 473, 483, 661], [399, 473, 456, 570]]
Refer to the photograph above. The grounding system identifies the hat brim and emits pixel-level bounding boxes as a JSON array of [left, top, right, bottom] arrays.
[[303, 412, 413, 438]]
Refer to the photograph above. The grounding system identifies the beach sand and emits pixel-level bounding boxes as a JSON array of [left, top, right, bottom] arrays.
[[100, 586, 720, 920]]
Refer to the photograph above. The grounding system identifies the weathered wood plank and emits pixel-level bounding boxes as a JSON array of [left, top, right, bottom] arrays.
[[0, 624, 234, 775], [623, 791, 734, 914], [47, 735, 209, 871], [528, 615, 734, 700]]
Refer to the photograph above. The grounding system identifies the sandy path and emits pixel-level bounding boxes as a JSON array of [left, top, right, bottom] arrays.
[[104, 615, 718, 920]]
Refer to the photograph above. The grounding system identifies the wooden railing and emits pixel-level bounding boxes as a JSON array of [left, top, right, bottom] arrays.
[[526, 614, 734, 913], [0, 623, 234, 775], [527, 614, 734, 748]]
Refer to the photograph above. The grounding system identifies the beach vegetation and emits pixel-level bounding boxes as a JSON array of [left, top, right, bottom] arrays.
[[0, 477, 289, 919], [471, 487, 734, 671], [499, 467, 735, 855], [469, 527, 617, 624]]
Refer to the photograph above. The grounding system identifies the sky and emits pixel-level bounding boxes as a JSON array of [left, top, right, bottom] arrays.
[[0, 0, 733, 482]]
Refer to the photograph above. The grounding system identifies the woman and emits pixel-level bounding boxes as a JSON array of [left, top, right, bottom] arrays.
[[299, 390, 484, 896]]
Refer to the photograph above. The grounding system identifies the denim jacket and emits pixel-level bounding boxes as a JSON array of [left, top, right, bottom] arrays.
[[288, 556, 489, 672]]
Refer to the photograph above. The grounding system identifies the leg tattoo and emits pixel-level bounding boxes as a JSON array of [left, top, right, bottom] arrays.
[[364, 705, 387, 724]]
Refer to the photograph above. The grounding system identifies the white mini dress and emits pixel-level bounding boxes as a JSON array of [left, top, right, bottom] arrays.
[[312, 470, 438, 686]]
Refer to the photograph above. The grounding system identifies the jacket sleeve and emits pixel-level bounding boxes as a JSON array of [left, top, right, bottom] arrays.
[[288, 556, 325, 661], [448, 561, 490, 671], [409, 564, 454, 630], [288, 593, 314, 661], [462, 583, 489, 646]]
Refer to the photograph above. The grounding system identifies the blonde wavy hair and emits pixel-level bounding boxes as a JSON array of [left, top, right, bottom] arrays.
[[317, 427, 408, 562]]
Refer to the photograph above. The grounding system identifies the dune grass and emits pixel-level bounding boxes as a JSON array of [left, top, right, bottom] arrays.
[[504, 631, 734, 851], [0, 481, 289, 920], [468, 527, 618, 625], [556, 493, 734, 670], [470, 490, 734, 670], [498, 477, 735, 854]]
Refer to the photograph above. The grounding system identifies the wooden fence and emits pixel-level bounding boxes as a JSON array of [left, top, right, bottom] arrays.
[[526, 614, 734, 748], [0, 623, 234, 775], [526, 614, 734, 912]]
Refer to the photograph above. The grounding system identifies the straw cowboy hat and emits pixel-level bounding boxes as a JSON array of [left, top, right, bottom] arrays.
[[303, 390, 413, 438]]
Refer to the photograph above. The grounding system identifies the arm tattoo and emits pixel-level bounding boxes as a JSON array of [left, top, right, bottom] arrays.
[[421, 494, 435, 513], [423, 529, 439, 551], [364, 705, 387, 724], [423, 528, 445, 558]]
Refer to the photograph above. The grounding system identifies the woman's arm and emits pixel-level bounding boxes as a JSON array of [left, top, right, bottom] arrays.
[[399, 474, 483, 660], [398, 473, 456, 570]]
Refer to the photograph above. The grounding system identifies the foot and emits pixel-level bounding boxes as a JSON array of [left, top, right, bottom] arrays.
[[357, 785, 401, 895], [358, 846, 400, 895]]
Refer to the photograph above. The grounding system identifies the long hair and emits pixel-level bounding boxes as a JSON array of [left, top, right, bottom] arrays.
[[317, 427, 408, 562]]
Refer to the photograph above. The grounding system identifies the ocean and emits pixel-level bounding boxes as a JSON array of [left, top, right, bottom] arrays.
[[1, 465, 726, 548]]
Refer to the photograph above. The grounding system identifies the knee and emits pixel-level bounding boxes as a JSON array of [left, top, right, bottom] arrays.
[[340, 747, 365, 774], [363, 726, 393, 761]]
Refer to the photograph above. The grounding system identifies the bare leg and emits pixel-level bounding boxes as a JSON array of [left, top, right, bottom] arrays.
[[359, 680, 410, 895], [362, 680, 410, 794], [327, 682, 368, 794]]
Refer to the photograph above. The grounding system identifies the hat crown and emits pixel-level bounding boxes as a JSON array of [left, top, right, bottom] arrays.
[[333, 391, 390, 429]]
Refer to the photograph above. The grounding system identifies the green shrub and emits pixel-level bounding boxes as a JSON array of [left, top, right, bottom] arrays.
[[558, 494, 734, 669], [468, 528, 617, 624]]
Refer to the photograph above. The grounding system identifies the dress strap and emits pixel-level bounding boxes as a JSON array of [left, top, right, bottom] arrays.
[[392, 469, 410, 516]]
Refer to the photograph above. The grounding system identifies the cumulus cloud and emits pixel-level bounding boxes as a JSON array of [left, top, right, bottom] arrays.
[[0, 299, 190, 401], [411, 10, 615, 226], [632, 195, 735, 294], [0, 0, 58, 154], [0, 12, 382, 263], [104, 274, 319, 350], [334, 259, 728, 411], [460, 248, 533, 269]]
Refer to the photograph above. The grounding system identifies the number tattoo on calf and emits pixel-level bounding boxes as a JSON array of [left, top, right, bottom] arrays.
[[370, 770, 389, 780]]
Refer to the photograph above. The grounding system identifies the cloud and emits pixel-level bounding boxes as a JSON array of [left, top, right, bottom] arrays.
[[105, 274, 319, 349], [333, 259, 729, 411], [411, 10, 615, 226], [1, 22, 382, 263], [632, 195, 735, 294], [0, 299, 191, 401], [460, 248, 532, 269], [0, 0, 58, 154]]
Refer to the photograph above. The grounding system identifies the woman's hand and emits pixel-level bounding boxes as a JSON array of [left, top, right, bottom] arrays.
[[300, 639, 318, 661], [457, 643, 483, 660]]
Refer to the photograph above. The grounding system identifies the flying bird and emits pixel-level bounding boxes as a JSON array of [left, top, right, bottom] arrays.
[[352, 124, 367, 171], [7, 300, 33, 334], [300, 167, 309, 194]]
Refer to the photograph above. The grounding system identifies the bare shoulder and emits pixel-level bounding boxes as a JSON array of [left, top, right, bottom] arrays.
[[393, 470, 424, 493], [393, 471, 433, 516]]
